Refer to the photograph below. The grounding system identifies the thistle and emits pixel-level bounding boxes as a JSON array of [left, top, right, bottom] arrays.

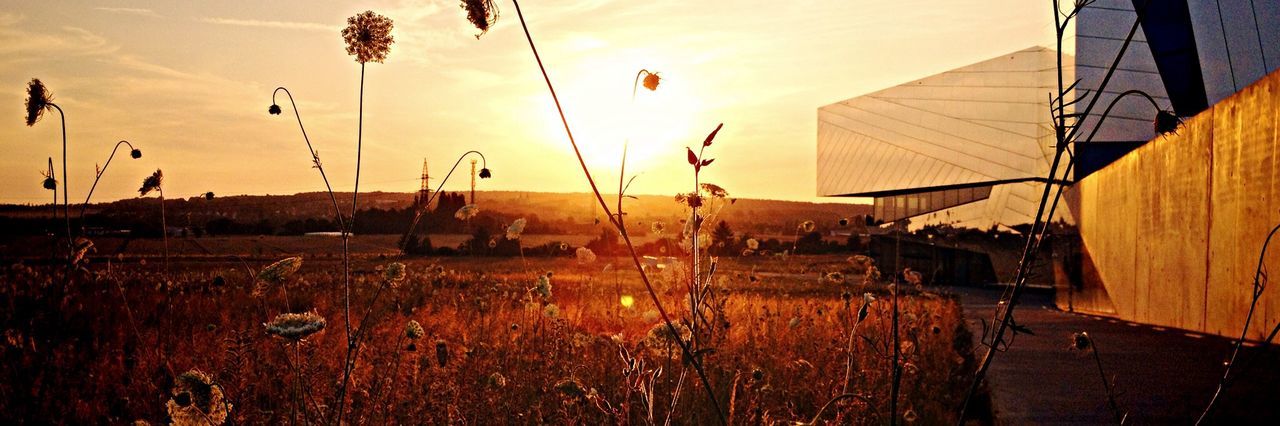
[[265, 311, 327, 341]]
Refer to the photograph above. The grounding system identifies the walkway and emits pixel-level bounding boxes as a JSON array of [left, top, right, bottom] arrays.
[[946, 286, 1280, 424]]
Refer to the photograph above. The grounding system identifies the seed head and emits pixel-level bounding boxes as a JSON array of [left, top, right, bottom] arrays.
[[479, 167, 492, 179], [505, 218, 526, 240], [204, 191, 215, 200], [461, 0, 500, 39], [264, 311, 327, 341], [138, 169, 163, 196], [404, 320, 425, 340], [455, 204, 479, 220], [800, 220, 816, 233], [642, 72, 661, 91], [1154, 110, 1182, 135], [130, 149, 142, 159], [342, 11, 395, 64], [268, 104, 282, 115], [575, 247, 597, 264], [165, 369, 231, 426], [25, 78, 53, 127], [1071, 332, 1092, 351], [383, 261, 407, 284]]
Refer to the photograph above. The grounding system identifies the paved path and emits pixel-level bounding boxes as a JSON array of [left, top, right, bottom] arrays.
[[945, 286, 1280, 424]]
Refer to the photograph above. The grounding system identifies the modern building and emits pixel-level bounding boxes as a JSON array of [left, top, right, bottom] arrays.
[[818, 0, 1279, 230], [817, 0, 1280, 338]]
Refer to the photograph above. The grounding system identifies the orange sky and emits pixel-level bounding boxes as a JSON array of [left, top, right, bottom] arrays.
[[1, 0, 1061, 205]]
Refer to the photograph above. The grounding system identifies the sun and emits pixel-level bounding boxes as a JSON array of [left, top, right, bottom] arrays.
[[531, 54, 705, 175]]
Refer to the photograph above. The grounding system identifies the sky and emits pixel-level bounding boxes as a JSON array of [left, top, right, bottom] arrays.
[[0, 0, 1060, 205]]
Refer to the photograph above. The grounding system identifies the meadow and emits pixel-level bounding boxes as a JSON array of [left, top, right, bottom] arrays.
[[0, 253, 986, 424]]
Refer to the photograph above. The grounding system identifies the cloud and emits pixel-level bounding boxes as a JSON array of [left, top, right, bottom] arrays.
[[93, 7, 162, 18], [200, 17, 337, 32]]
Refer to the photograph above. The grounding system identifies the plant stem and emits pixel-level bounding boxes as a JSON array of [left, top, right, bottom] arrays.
[[508, 1, 724, 422], [160, 187, 168, 277], [79, 140, 137, 225], [335, 61, 366, 424], [51, 104, 72, 265]]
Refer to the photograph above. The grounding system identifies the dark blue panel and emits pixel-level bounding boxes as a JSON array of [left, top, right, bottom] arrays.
[[1132, 0, 1208, 115], [1075, 141, 1147, 180]]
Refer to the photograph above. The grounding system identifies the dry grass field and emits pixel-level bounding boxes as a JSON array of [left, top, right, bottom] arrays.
[[0, 252, 985, 424]]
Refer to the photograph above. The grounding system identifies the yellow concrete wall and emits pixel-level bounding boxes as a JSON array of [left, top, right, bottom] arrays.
[[1064, 70, 1280, 339]]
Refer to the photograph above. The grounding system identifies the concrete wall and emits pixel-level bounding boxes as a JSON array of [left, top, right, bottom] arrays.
[[1062, 69, 1280, 339]]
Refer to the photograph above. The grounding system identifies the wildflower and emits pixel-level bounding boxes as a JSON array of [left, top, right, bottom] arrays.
[[264, 311, 327, 341], [25, 78, 53, 127], [341, 11, 395, 64], [554, 378, 587, 399], [505, 218, 526, 240], [255, 256, 302, 296], [543, 303, 560, 318], [1154, 110, 1182, 135], [405, 320, 425, 340], [41, 159, 56, 190], [800, 220, 816, 233], [1071, 332, 1092, 351], [461, 0, 500, 39], [746, 238, 759, 250], [700, 183, 729, 198], [383, 261, 407, 284], [487, 372, 507, 389], [533, 274, 552, 301], [479, 167, 492, 178], [575, 247, 596, 264], [455, 204, 479, 220], [558, 242, 569, 251], [825, 271, 845, 284], [130, 148, 143, 159], [436, 339, 449, 367], [138, 169, 163, 196], [857, 293, 875, 322], [641, 321, 691, 359], [166, 369, 231, 426], [642, 71, 661, 91], [203, 191, 215, 200], [650, 221, 665, 235]]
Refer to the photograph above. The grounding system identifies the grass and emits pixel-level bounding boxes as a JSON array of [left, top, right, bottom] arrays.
[[0, 254, 983, 424]]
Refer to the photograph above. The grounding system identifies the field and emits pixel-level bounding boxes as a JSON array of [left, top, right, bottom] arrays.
[[0, 251, 986, 424]]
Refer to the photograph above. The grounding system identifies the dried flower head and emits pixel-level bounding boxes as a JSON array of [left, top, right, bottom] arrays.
[[1071, 332, 1092, 351], [700, 183, 728, 199], [903, 409, 919, 423], [342, 11, 395, 64], [165, 369, 231, 426], [479, 167, 492, 179], [268, 104, 282, 115], [204, 191, 215, 200], [130, 148, 143, 159], [642, 321, 692, 359], [265, 311, 327, 341], [41, 158, 56, 190], [800, 220, 816, 233], [487, 238, 497, 248], [487, 372, 507, 389], [558, 242, 569, 251], [838, 217, 850, 227], [642, 71, 661, 91], [405, 320, 425, 340], [461, 0, 500, 39], [138, 169, 163, 196], [25, 78, 53, 127], [746, 238, 759, 250], [650, 221, 665, 235], [383, 261, 407, 284], [534, 274, 552, 301], [1154, 110, 1182, 135], [505, 218, 526, 240], [824, 271, 845, 284], [455, 204, 479, 220], [254, 256, 302, 296], [575, 247, 597, 264], [543, 303, 560, 318]]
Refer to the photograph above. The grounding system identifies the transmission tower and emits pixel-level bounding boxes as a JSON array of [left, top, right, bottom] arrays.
[[416, 158, 430, 208]]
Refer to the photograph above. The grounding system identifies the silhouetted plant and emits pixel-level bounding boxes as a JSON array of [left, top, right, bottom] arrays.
[[1070, 332, 1126, 424], [24, 78, 73, 261], [463, 2, 725, 420], [138, 169, 168, 276], [79, 140, 143, 225]]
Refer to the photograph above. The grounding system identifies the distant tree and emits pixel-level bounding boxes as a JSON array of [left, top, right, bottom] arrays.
[[710, 220, 735, 255]]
